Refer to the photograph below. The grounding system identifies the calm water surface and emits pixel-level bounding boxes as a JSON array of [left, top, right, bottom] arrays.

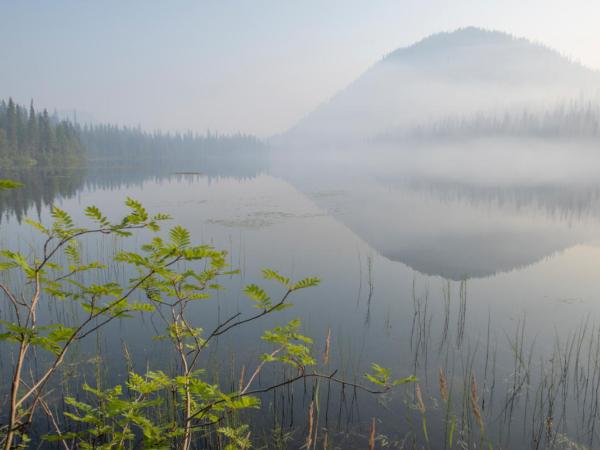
[[3, 150, 600, 448]]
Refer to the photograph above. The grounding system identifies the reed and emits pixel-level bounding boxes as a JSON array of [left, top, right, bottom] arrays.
[[470, 373, 484, 434], [368, 417, 376, 450], [306, 400, 315, 449], [439, 368, 448, 403], [323, 328, 331, 367], [415, 383, 429, 445]]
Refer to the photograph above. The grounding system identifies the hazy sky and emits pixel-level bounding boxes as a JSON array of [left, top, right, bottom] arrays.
[[1, 1, 599, 136]]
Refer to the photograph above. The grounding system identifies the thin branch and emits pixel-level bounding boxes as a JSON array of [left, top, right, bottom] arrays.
[[200, 289, 293, 352], [16, 255, 180, 411], [188, 369, 388, 425]]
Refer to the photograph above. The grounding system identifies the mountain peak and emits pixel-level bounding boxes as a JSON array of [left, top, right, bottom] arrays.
[[283, 28, 600, 144], [384, 27, 538, 62]]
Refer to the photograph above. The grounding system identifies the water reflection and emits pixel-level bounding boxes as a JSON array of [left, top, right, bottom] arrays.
[[0, 167, 86, 223], [3, 154, 600, 282], [2, 153, 600, 448], [0, 154, 268, 223], [276, 158, 600, 279]]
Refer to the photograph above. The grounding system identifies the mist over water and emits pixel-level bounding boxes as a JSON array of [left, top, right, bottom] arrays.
[[3, 133, 600, 447], [4, 20, 600, 449], [282, 29, 600, 146]]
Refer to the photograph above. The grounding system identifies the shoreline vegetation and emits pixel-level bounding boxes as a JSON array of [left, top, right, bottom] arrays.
[[375, 101, 600, 144], [0, 99, 83, 168], [0, 98, 264, 169]]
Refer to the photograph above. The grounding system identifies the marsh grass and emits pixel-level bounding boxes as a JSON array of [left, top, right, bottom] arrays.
[[396, 280, 598, 450], [252, 273, 600, 450], [2, 218, 600, 449]]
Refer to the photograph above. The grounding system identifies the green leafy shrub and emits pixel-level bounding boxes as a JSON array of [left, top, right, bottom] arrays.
[[0, 199, 413, 449]]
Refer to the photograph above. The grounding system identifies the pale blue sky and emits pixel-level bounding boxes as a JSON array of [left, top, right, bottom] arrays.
[[1, 0, 598, 136]]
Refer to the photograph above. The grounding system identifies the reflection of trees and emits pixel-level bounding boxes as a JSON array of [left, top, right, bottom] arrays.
[[0, 167, 86, 223], [0, 154, 269, 223], [378, 175, 600, 224], [285, 168, 600, 279]]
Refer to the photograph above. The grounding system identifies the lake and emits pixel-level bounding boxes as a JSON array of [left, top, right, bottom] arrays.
[[3, 142, 600, 449]]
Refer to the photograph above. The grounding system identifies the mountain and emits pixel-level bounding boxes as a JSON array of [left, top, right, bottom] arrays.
[[283, 27, 600, 144]]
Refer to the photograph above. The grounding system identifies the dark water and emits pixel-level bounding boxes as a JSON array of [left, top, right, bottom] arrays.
[[3, 146, 600, 449]]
